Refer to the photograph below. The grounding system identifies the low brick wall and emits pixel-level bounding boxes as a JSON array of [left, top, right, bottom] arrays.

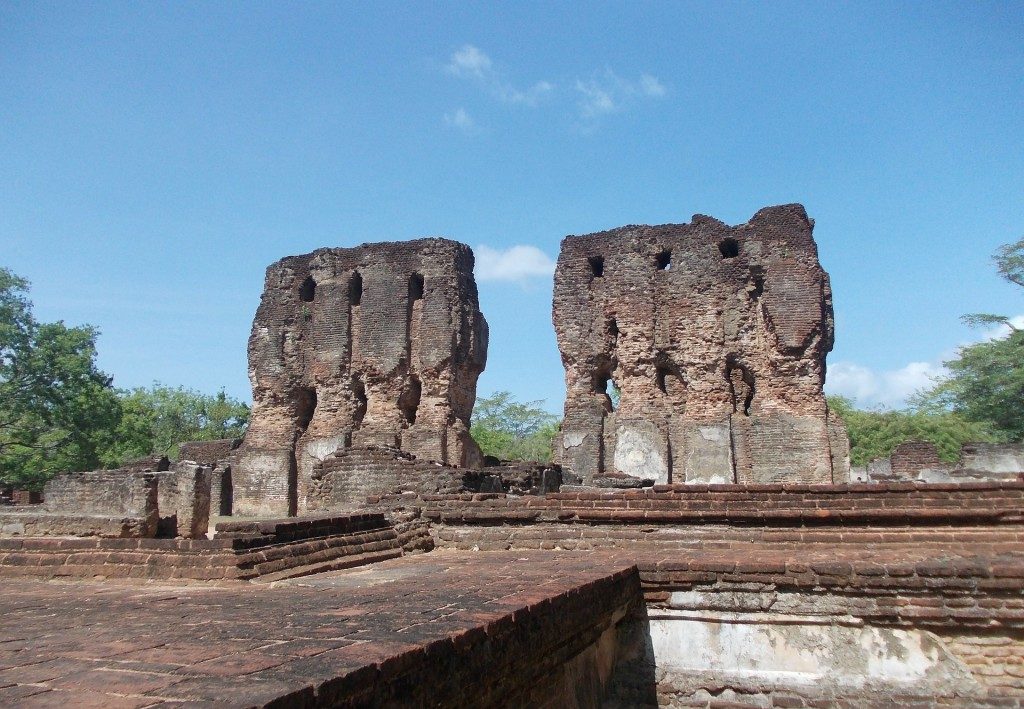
[[373, 481, 1024, 530], [366, 482, 1024, 705], [1, 471, 161, 538], [0, 513, 401, 582], [44, 470, 158, 520], [610, 549, 1024, 705], [177, 438, 241, 465], [0, 511, 152, 538]]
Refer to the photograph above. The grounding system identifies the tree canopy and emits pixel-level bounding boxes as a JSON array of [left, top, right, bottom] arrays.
[[471, 391, 559, 463], [0, 267, 250, 488], [913, 236, 1023, 441], [960, 237, 1023, 331], [0, 268, 121, 488], [828, 396, 995, 467], [103, 385, 250, 465]]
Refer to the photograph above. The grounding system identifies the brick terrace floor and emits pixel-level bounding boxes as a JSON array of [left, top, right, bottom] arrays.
[[3, 544, 1024, 707], [0, 551, 634, 708]]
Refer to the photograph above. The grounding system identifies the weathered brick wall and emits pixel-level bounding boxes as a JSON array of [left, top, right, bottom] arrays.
[[8, 490, 42, 505], [891, 440, 944, 478], [177, 439, 239, 516], [42, 470, 159, 535], [938, 631, 1024, 695], [177, 438, 241, 466], [960, 443, 1024, 477], [5, 462, 216, 539], [362, 482, 1024, 703], [0, 513, 400, 581], [235, 239, 488, 517], [1, 469, 159, 537], [0, 511, 154, 538], [154, 465, 212, 539], [307, 447, 470, 512], [373, 482, 1024, 536], [861, 441, 1024, 484], [208, 465, 231, 516], [306, 446, 560, 511], [553, 204, 845, 486]]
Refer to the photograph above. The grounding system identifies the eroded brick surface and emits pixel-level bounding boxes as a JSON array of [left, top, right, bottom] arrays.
[[0, 551, 637, 707], [553, 204, 846, 485]]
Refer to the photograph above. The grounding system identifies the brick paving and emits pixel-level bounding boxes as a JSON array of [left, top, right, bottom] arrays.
[[3, 540, 1024, 706], [0, 551, 637, 707]]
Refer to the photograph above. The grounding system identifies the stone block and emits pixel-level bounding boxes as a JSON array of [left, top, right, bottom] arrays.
[[155, 464, 212, 539], [613, 419, 669, 484]]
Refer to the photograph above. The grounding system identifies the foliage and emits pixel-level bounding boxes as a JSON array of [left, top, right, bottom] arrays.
[[471, 391, 559, 463], [915, 235, 1023, 441], [103, 385, 250, 464], [910, 329, 1024, 442], [995, 236, 1024, 289], [828, 396, 997, 467], [0, 268, 122, 489]]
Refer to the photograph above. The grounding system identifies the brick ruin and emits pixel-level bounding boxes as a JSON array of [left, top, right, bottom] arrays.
[[553, 203, 848, 485], [853, 440, 1024, 484], [3, 215, 1024, 707], [233, 239, 488, 517], [0, 456, 212, 540]]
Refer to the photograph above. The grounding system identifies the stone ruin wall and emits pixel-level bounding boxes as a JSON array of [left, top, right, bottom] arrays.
[[854, 440, 1024, 483], [553, 204, 848, 485], [234, 238, 488, 517]]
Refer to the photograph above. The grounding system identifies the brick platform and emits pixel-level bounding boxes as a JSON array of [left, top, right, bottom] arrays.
[[0, 552, 638, 707], [3, 483, 1024, 705], [393, 481, 1024, 527], [0, 514, 401, 582]]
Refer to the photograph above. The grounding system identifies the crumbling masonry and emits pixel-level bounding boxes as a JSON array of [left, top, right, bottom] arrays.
[[234, 239, 488, 517], [553, 204, 849, 485]]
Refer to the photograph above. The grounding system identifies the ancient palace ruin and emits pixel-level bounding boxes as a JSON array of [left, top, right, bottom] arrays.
[[233, 239, 488, 517], [3, 211, 1023, 708], [554, 204, 848, 485]]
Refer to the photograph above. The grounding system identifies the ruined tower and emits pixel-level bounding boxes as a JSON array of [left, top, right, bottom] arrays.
[[234, 239, 488, 517], [553, 204, 848, 485]]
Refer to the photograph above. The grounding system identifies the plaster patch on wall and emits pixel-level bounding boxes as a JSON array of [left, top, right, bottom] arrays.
[[646, 612, 976, 694], [563, 432, 587, 449]]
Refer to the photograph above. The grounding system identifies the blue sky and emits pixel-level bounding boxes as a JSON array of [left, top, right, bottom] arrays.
[[2, 1, 1022, 414]]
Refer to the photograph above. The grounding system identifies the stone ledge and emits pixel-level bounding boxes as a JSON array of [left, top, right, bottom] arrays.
[[0, 511, 152, 538]]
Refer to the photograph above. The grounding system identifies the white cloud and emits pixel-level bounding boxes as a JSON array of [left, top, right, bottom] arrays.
[[575, 79, 617, 117], [825, 313, 1022, 410], [639, 74, 666, 97], [447, 45, 492, 79], [826, 360, 945, 409], [446, 45, 553, 107], [475, 245, 556, 284], [574, 69, 667, 120], [444, 107, 475, 132]]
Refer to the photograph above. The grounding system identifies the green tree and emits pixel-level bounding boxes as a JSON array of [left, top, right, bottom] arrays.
[[828, 396, 995, 466], [0, 268, 121, 488], [104, 385, 250, 464], [471, 391, 559, 463], [960, 237, 1023, 330], [913, 236, 1023, 441], [911, 331, 1024, 442]]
